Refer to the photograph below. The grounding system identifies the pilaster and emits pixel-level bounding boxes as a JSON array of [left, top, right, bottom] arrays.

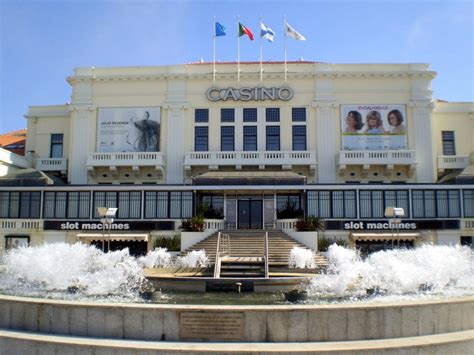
[[313, 101, 338, 183], [409, 101, 436, 183], [69, 105, 95, 184]]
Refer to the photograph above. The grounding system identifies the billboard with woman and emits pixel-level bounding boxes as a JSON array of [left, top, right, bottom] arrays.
[[341, 105, 407, 150]]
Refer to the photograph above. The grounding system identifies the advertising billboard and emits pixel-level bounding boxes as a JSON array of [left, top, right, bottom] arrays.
[[97, 107, 161, 152], [341, 105, 407, 150]]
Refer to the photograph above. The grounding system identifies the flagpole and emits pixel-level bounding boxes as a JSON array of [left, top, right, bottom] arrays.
[[284, 15, 287, 82], [213, 16, 216, 83], [237, 15, 240, 84], [260, 17, 263, 85]]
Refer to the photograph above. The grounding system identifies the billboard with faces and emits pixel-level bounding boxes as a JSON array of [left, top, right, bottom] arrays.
[[341, 105, 407, 151]]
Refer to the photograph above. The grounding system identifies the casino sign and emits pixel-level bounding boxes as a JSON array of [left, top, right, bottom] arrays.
[[206, 87, 294, 101]]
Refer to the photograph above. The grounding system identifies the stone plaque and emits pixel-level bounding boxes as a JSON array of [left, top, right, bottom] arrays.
[[180, 312, 244, 341]]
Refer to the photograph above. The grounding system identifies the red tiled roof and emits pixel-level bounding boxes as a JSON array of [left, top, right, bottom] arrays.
[[0, 129, 26, 147], [0, 129, 26, 155]]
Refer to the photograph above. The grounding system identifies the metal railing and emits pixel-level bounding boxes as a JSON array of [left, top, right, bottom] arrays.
[[264, 231, 269, 279], [213, 232, 230, 279]]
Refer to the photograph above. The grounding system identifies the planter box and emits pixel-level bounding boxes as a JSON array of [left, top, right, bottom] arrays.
[[284, 230, 318, 251]]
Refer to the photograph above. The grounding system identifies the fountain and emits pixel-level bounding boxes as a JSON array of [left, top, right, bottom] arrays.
[[0, 243, 473, 353]]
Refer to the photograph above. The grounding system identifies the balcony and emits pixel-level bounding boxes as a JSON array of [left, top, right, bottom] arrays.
[[36, 158, 68, 172], [437, 155, 470, 172], [184, 151, 317, 172], [86, 152, 165, 174], [338, 150, 417, 170]]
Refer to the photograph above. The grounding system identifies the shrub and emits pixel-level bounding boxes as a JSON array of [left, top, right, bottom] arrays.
[[295, 216, 325, 232], [318, 236, 348, 252], [153, 235, 181, 252], [180, 215, 205, 232], [318, 236, 331, 252]]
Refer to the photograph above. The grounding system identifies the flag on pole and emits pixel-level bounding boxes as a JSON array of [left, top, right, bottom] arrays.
[[215, 22, 226, 37], [285, 22, 306, 41], [238, 22, 254, 40], [260, 22, 275, 42]]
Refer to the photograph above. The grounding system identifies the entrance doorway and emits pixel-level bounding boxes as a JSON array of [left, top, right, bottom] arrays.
[[238, 198, 263, 229]]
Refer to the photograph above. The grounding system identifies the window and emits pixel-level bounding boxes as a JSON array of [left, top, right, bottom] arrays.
[[412, 190, 460, 218], [266, 126, 280, 151], [50, 134, 63, 158], [195, 127, 208, 151], [195, 109, 209, 123], [221, 108, 235, 122], [145, 191, 192, 219], [266, 108, 280, 122], [200, 194, 224, 217], [463, 190, 474, 217], [442, 131, 456, 155], [292, 125, 307, 150], [306, 190, 357, 218], [359, 190, 409, 219], [292, 107, 306, 122], [93, 191, 141, 219], [43, 191, 90, 219], [243, 126, 257, 151], [221, 126, 235, 151], [277, 194, 303, 218], [243, 108, 257, 122], [0, 191, 40, 218]]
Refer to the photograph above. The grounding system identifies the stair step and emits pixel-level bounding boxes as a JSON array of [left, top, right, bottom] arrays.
[[219, 272, 265, 277]]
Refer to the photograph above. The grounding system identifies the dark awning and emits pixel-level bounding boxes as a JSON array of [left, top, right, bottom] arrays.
[[351, 232, 420, 242], [193, 171, 306, 185], [76, 233, 149, 242]]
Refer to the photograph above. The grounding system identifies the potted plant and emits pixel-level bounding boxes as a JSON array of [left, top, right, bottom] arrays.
[[179, 215, 205, 232]]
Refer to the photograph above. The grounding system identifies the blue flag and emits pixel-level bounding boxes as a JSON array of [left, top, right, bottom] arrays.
[[215, 22, 226, 37], [260, 22, 275, 42]]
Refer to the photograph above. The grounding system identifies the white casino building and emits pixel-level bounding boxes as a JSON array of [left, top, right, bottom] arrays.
[[0, 61, 473, 254]]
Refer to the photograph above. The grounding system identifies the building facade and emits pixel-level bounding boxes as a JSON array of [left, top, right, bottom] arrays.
[[1, 62, 473, 253]]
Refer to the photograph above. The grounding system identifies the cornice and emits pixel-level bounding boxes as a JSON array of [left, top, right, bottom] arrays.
[[66, 70, 436, 84], [409, 101, 435, 109]]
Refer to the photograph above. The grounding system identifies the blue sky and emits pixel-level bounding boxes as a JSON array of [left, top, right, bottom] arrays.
[[1, 0, 472, 133]]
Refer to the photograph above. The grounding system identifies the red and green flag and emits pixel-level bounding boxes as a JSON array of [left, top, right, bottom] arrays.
[[238, 22, 254, 40]]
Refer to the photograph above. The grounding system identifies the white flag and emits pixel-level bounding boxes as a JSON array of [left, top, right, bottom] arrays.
[[260, 22, 275, 42], [286, 22, 306, 41]]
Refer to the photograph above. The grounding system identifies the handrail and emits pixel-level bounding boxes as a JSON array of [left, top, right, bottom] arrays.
[[213, 232, 222, 278], [264, 231, 269, 279], [213, 232, 230, 279]]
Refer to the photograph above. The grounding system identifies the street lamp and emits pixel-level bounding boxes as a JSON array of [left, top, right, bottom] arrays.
[[384, 207, 405, 249], [97, 207, 118, 253]]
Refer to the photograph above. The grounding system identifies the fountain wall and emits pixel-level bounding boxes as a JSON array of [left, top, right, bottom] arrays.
[[0, 295, 472, 350]]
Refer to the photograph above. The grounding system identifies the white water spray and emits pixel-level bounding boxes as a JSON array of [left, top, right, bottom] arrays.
[[289, 247, 316, 269], [308, 244, 474, 299]]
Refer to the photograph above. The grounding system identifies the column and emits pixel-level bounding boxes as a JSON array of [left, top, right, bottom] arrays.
[[410, 101, 436, 183]]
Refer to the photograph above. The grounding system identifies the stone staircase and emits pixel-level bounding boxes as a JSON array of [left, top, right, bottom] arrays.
[[180, 229, 328, 271], [218, 256, 266, 278]]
